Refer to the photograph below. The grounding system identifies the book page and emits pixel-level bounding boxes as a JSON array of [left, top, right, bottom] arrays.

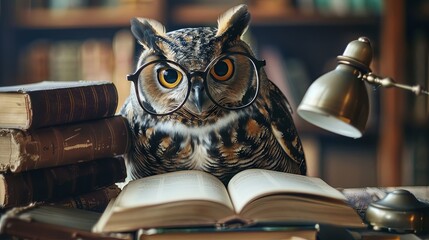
[[114, 170, 234, 210], [228, 169, 346, 213]]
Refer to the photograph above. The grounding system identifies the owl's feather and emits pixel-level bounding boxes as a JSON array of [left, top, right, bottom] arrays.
[[266, 80, 306, 173], [131, 18, 168, 52], [216, 4, 250, 40]]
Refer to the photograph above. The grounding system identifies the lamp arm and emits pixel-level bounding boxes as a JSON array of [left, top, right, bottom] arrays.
[[364, 73, 429, 96]]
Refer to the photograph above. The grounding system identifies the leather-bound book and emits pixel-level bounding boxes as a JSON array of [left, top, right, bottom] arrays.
[[0, 81, 118, 130], [0, 156, 126, 208], [0, 115, 131, 173]]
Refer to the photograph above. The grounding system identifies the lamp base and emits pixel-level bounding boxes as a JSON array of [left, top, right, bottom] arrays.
[[365, 189, 429, 234]]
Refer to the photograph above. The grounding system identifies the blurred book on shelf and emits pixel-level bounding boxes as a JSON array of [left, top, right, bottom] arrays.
[[16, 30, 134, 109], [49, 41, 82, 82], [260, 46, 311, 112]]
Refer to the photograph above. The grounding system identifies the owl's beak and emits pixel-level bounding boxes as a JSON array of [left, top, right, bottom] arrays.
[[190, 81, 204, 114]]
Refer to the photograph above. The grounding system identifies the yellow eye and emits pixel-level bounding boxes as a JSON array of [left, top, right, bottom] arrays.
[[210, 58, 234, 81], [158, 68, 183, 89]]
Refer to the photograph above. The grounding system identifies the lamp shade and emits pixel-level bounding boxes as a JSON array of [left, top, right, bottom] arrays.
[[297, 65, 369, 138], [297, 37, 373, 138]]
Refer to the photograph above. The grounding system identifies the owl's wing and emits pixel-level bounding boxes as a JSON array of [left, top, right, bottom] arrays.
[[265, 80, 307, 175]]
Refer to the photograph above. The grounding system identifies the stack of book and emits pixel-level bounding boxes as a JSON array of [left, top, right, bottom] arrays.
[[0, 80, 130, 212]]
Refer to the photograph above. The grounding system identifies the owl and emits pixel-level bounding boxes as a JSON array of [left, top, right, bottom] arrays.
[[120, 4, 306, 185]]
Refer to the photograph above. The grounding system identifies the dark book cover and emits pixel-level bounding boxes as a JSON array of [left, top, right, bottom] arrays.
[[0, 156, 127, 208], [0, 115, 131, 173]]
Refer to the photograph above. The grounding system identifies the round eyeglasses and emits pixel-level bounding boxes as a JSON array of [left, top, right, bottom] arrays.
[[127, 52, 266, 116]]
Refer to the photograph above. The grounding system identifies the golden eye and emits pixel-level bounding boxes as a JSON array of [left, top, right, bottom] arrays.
[[210, 58, 234, 81], [158, 68, 183, 89]]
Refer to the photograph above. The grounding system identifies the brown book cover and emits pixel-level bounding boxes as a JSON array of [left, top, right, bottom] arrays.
[[0, 205, 132, 240], [0, 80, 118, 130], [50, 184, 121, 212], [0, 157, 126, 209], [0, 115, 131, 173]]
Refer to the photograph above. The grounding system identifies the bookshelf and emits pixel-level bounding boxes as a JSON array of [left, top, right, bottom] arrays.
[[14, 3, 165, 29], [1, 0, 426, 188], [171, 3, 380, 26]]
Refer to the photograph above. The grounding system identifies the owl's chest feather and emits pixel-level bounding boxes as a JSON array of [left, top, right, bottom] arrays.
[[137, 110, 265, 170]]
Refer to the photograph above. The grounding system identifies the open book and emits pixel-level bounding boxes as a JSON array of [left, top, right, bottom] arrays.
[[93, 169, 365, 233]]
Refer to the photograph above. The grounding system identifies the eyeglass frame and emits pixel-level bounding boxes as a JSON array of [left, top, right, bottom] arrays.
[[127, 51, 266, 116]]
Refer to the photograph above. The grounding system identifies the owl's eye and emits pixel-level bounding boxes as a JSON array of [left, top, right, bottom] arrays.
[[158, 68, 183, 89], [210, 58, 234, 81]]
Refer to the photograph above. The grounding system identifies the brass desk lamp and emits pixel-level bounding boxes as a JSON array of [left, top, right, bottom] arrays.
[[297, 37, 429, 139], [297, 37, 429, 233]]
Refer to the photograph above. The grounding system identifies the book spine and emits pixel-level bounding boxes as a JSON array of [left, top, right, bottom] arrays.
[[0, 157, 126, 208], [6, 116, 130, 173], [49, 184, 121, 212], [28, 83, 118, 129], [1, 218, 130, 240]]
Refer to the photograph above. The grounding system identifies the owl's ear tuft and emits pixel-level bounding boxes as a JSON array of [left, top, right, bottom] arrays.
[[216, 4, 250, 40], [130, 17, 166, 51]]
